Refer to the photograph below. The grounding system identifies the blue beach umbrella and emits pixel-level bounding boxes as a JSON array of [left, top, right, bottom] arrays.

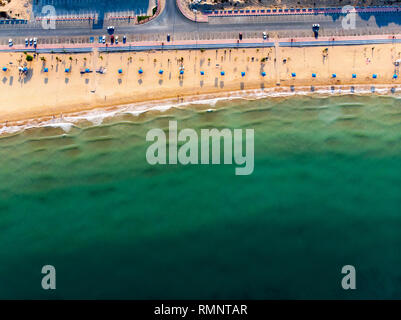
[[261, 71, 266, 77], [86, 68, 90, 73], [241, 72, 245, 77], [118, 69, 123, 74], [23, 67, 28, 72], [138, 68, 143, 74], [372, 74, 377, 79], [393, 74, 398, 79], [221, 71, 225, 76], [180, 70, 184, 75], [65, 68, 70, 73], [2, 67, 7, 71], [44, 67, 48, 72], [352, 74, 357, 78], [312, 73, 316, 78], [200, 71, 204, 75], [291, 72, 296, 77], [332, 73, 337, 78], [159, 69, 163, 74]]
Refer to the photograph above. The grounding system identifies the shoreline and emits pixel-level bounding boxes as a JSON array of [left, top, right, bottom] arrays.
[[1, 83, 401, 137]]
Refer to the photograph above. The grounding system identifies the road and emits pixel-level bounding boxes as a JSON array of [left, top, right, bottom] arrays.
[[0, 0, 400, 41]]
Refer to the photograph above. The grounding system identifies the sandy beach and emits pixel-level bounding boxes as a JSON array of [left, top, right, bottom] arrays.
[[0, 0, 31, 20], [0, 43, 400, 125]]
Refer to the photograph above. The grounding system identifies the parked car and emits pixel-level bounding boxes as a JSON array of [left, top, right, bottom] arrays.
[[239, 33, 243, 40], [29, 38, 33, 46], [107, 26, 115, 35], [115, 36, 119, 44], [102, 35, 106, 44], [25, 38, 28, 46], [33, 37, 37, 46], [263, 32, 267, 40], [123, 35, 126, 44], [110, 35, 114, 44], [8, 38, 13, 47], [167, 34, 171, 42], [312, 24, 320, 38]]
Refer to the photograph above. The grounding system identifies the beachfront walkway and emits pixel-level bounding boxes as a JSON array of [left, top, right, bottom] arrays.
[[2, 34, 401, 53]]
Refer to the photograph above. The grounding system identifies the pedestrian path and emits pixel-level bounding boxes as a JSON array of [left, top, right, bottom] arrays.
[[1, 34, 401, 53]]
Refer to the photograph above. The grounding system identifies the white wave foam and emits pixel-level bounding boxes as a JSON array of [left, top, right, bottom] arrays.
[[1, 84, 400, 136]]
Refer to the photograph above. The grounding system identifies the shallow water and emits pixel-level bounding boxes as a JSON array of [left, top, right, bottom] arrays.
[[1, 94, 401, 299]]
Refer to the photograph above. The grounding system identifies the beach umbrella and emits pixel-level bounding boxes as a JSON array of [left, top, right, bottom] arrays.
[[86, 68, 90, 73], [159, 69, 163, 74], [372, 74, 377, 79], [138, 68, 143, 74], [332, 73, 337, 78], [312, 73, 316, 78], [200, 71, 204, 75], [352, 74, 357, 78], [291, 72, 296, 77], [23, 67, 28, 72], [180, 70, 184, 75], [261, 71, 266, 77], [44, 68, 48, 72], [241, 72, 245, 77], [65, 68, 70, 73], [221, 71, 225, 76], [118, 69, 123, 74], [2, 67, 7, 71], [393, 74, 398, 79]]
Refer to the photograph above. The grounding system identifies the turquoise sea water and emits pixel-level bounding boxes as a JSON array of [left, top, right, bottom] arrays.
[[1, 94, 401, 299]]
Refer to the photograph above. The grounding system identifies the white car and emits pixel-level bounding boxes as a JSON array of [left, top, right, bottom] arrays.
[[102, 35, 106, 44], [33, 37, 37, 46], [263, 32, 267, 40], [8, 38, 13, 47], [115, 36, 119, 44], [29, 38, 33, 46], [25, 38, 28, 46]]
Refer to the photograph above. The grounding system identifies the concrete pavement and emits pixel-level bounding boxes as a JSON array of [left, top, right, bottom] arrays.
[[2, 34, 401, 53], [0, 0, 400, 44]]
